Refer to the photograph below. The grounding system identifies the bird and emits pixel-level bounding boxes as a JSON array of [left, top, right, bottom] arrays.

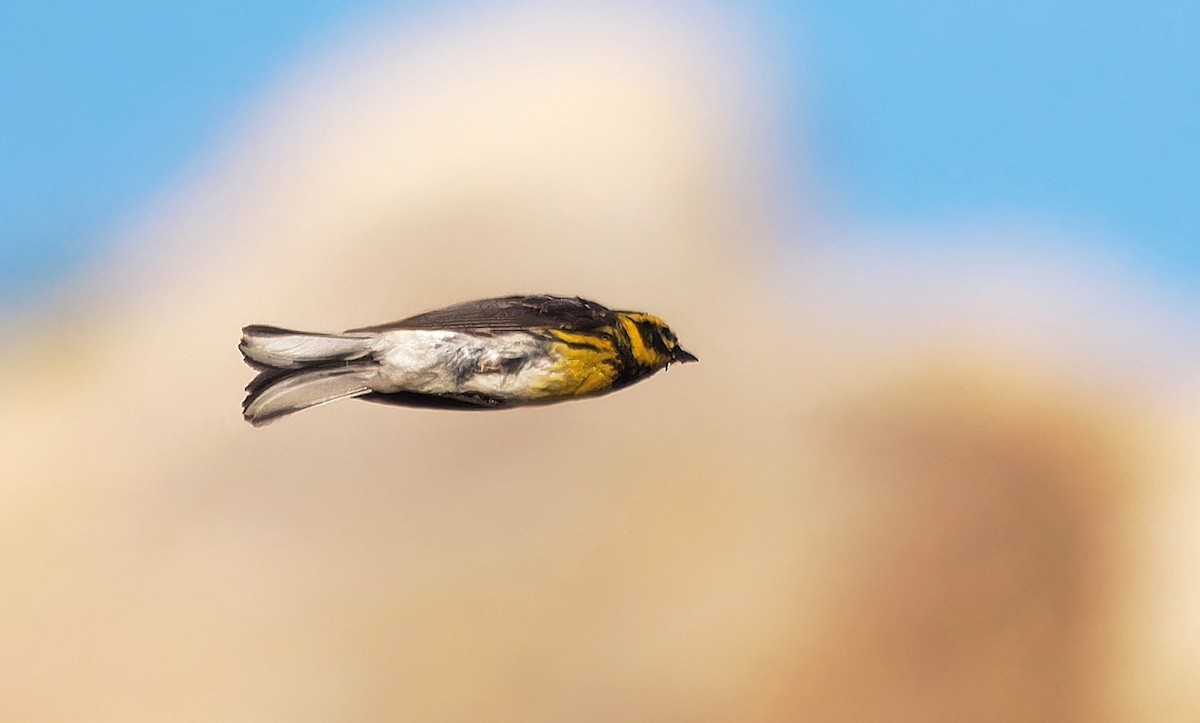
[[239, 294, 697, 426]]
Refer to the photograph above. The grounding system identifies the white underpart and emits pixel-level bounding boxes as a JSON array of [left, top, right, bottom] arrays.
[[368, 330, 552, 398]]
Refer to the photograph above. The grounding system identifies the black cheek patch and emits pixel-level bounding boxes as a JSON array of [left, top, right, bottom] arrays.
[[636, 320, 671, 356]]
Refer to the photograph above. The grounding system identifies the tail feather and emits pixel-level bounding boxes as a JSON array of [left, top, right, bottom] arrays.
[[240, 325, 373, 369], [239, 325, 379, 425], [242, 365, 374, 426]]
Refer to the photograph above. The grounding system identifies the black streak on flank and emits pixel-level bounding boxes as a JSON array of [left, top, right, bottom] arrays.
[[550, 330, 613, 353]]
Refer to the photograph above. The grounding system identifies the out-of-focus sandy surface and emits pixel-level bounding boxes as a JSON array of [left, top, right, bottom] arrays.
[[2, 6, 1198, 721]]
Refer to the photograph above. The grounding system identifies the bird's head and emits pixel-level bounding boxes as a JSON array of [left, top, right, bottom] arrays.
[[615, 311, 698, 371]]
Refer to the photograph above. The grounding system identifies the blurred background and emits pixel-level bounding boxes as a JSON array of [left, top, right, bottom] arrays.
[[2, 1, 1198, 720]]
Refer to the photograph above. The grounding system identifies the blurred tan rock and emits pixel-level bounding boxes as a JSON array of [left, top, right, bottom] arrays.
[[0, 5, 1196, 722]]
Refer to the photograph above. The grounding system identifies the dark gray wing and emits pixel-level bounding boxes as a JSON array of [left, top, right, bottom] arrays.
[[359, 391, 510, 410], [347, 295, 616, 333]]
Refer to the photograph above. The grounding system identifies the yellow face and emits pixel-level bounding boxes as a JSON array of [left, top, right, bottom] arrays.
[[532, 312, 696, 400], [615, 312, 697, 370]]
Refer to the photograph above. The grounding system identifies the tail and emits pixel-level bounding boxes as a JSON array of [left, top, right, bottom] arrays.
[[240, 325, 377, 426]]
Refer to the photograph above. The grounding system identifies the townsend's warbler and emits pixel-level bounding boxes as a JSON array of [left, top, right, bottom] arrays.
[[240, 294, 697, 426]]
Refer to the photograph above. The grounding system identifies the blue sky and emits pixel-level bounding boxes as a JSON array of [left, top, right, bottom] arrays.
[[0, 0, 393, 304], [796, 2, 1199, 274], [1, 1, 1196, 305]]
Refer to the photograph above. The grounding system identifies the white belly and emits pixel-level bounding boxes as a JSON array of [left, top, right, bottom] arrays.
[[366, 330, 551, 399]]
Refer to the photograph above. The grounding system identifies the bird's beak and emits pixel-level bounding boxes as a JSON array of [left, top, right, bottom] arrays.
[[673, 347, 699, 364]]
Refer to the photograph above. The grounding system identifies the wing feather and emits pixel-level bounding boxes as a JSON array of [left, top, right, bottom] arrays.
[[347, 295, 616, 333], [360, 391, 510, 410]]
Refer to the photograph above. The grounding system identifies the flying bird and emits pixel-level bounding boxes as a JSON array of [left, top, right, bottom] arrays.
[[239, 294, 697, 426]]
